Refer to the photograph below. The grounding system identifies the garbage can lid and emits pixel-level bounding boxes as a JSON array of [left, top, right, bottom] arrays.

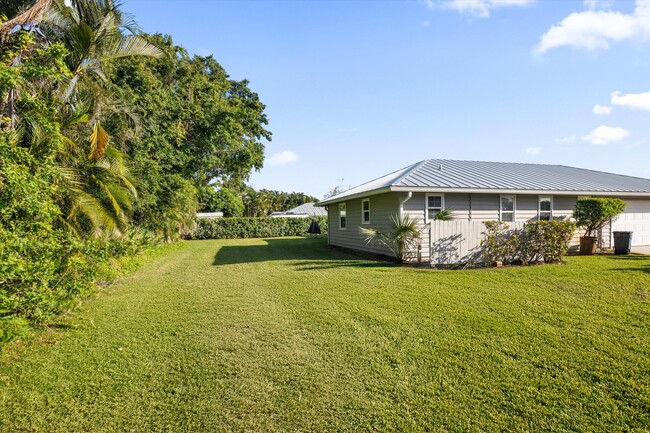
[[613, 231, 633, 234]]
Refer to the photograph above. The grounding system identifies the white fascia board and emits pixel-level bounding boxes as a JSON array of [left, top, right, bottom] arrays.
[[315, 187, 393, 206], [389, 186, 650, 197]]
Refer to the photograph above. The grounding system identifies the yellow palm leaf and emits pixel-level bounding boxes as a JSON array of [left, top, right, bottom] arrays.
[[88, 122, 109, 161]]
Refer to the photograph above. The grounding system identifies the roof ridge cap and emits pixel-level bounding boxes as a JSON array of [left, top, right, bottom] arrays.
[[392, 159, 428, 186]]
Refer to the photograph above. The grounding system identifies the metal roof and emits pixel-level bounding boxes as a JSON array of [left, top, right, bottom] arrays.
[[271, 202, 327, 217], [318, 159, 650, 205]]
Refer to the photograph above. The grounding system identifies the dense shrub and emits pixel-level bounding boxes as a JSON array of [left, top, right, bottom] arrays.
[[481, 221, 519, 265], [519, 220, 576, 264], [481, 220, 576, 266], [186, 216, 328, 240], [0, 140, 155, 344]]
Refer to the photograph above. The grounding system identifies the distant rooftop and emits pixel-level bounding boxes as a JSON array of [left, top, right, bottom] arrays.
[[270, 202, 327, 217], [318, 159, 650, 205]]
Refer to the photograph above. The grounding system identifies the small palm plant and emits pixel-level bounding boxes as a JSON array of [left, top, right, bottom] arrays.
[[362, 213, 422, 263]]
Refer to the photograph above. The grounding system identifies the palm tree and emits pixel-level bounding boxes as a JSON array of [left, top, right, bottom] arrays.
[[3, 0, 162, 236], [362, 213, 422, 263], [48, 1, 160, 236]]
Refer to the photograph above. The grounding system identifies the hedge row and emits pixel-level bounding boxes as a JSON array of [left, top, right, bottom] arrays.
[[185, 216, 328, 240]]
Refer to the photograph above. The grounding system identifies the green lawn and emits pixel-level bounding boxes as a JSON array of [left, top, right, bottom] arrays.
[[1, 237, 649, 432]]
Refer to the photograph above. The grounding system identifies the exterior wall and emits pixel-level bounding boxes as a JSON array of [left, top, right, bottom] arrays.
[[327, 193, 400, 257], [326, 192, 636, 260]]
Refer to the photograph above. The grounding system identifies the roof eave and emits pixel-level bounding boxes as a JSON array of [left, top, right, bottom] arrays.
[[315, 187, 393, 206], [389, 186, 650, 196]]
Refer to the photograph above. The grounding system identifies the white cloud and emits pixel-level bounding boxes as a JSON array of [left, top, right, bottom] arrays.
[[535, 0, 650, 54], [422, 20, 431, 27], [555, 135, 576, 144], [611, 90, 650, 111], [582, 125, 630, 145], [426, 0, 533, 18], [592, 104, 612, 115], [267, 150, 298, 166], [525, 146, 542, 155]]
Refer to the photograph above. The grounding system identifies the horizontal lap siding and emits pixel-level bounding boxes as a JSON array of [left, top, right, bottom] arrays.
[[516, 195, 538, 222], [469, 194, 499, 221], [327, 193, 399, 257]]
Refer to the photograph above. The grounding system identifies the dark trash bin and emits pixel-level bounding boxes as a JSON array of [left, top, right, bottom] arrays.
[[613, 231, 633, 255], [307, 219, 321, 235]]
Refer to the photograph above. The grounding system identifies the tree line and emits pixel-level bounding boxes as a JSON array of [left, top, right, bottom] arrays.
[[0, 0, 304, 342]]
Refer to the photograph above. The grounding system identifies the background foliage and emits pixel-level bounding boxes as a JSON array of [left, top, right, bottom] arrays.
[[187, 216, 327, 240]]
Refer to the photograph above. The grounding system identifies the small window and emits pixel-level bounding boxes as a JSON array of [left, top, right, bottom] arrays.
[[361, 198, 370, 224], [500, 195, 515, 222], [339, 203, 347, 230], [426, 194, 444, 221], [539, 196, 552, 221]]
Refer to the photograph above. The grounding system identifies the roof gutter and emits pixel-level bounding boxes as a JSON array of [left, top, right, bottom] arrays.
[[315, 187, 393, 206], [389, 186, 650, 197]]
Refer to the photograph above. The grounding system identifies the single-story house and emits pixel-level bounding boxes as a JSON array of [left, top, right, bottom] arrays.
[[316, 159, 650, 264], [196, 212, 224, 219], [269, 202, 327, 218]]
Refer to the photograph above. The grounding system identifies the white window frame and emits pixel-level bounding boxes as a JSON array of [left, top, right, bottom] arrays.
[[339, 203, 347, 230], [500, 195, 516, 222], [538, 196, 553, 221], [361, 198, 370, 225], [425, 193, 445, 223]]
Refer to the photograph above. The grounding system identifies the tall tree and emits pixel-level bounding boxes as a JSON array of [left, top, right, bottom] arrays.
[[107, 34, 271, 235]]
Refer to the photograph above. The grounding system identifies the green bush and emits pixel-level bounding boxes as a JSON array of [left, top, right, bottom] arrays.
[[519, 220, 576, 264], [573, 198, 626, 237], [481, 220, 576, 266], [481, 221, 519, 265], [186, 216, 328, 240], [0, 140, 156, 345]]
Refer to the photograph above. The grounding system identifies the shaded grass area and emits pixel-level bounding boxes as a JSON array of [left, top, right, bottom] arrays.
[[1, 237, 649, 432]]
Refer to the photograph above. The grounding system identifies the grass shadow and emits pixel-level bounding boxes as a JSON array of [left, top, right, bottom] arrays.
[[603, 254, 650, 275], [213, 237, 396, 269]]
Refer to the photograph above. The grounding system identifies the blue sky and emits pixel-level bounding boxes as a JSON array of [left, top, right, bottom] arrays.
[[122, 0, 650, 198]]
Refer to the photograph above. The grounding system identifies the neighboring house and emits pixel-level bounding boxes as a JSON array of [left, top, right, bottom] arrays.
[[317, 159, 650, 264], [269, 202, 327, 218], [196, 212, 224, 219]]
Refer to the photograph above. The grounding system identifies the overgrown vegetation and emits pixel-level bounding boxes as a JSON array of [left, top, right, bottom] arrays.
[[0, 0, 272, 343], [481, 220, 576, 265], [187, 216, 327, 240]]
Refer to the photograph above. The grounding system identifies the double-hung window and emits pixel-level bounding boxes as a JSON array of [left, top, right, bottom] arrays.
[[426, 194, 444, 221], [500, 195, 515, 222], [361, 199, 370, 224], [339, 203, 347, 230], [538, 196, 552, 221]]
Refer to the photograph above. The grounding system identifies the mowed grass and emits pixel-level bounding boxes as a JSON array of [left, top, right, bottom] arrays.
[[1, 237, 649, 432]]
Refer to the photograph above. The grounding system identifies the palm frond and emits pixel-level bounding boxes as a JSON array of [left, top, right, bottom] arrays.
[[88, 121, 108, 161]]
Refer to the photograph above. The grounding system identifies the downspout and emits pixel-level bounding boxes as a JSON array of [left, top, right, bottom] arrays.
[[398, 191, 413, 218], [326, 206, 330, 245], [398, 191, 418, 262]]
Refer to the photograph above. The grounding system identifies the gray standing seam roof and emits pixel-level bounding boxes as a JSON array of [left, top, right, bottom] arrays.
[[319, 159, 650, 205]]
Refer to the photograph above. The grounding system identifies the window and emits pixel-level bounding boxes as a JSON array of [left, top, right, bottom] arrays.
[[426, 194, 444, 221], [500, 195, 515, 222], [539, 196, 552, 221], [361, 198, 370, 224], [339, 203, 347, 230]]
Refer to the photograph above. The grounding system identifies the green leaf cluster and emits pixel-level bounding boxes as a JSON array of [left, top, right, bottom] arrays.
[[187, 216, 328, 240], [481, 220, 576, 266], [573, 198, 626, 237]]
